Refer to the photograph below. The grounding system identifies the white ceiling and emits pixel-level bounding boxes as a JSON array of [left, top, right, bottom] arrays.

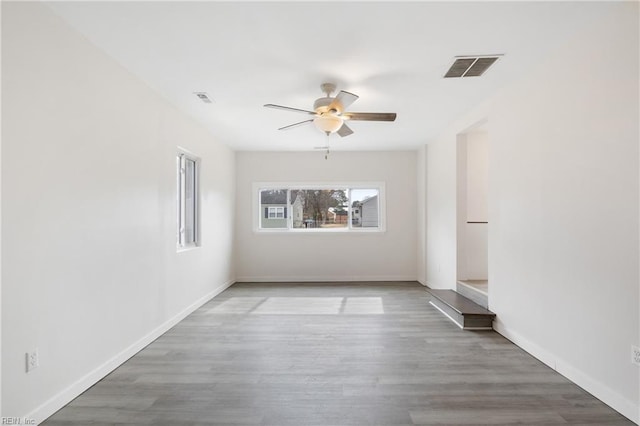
[[46, 1, 614, 152]]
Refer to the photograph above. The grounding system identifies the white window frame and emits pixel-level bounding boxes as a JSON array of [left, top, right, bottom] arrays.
[[177, 148, 201, 250], [253, 182, 386, 233]]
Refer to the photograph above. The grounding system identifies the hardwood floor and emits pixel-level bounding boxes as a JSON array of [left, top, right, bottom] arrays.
[[43, 282, 633, 425]]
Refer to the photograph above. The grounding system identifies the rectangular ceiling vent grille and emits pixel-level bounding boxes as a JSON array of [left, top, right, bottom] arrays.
[[194, 92, 213, 103], [444, 56, 501, 78]]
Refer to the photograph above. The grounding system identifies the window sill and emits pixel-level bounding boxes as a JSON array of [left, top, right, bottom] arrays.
[[254, 228, 385, 234], [177, 244, 200, 253]]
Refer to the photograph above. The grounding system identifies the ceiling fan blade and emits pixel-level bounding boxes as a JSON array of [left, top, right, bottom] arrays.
[[264, 104, 317, 115], [337, 123, 354, 137], [278, 119, 314, 131], [328, 90, 359, 112], [343, 112, 397, 122]]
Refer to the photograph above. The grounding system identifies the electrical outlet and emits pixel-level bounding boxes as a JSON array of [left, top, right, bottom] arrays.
[[632, 345, 640, 366], [25, 350, 39, 373]]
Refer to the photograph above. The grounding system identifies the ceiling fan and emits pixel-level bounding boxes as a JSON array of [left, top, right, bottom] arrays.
[[264, 83, 397, 137]]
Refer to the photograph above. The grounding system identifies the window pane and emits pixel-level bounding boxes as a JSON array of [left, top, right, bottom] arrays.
[[177, 156, 183, 245], [290, 189, 348, 229], [351, 189, 379, 228], [260, 189, 288, 229], [184, 158, 197, 243]]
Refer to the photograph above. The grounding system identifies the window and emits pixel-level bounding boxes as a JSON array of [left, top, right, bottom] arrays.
[[260, 189, 288, 229], [350, 189, 379, 228], [268, 206, 285, 219], [177, 150, 200, 248], [290, 189, 349, 229], [255, 184, 384, 232]]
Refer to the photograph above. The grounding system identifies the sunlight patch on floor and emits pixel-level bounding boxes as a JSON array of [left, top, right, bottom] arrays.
[[208, 296, 385, 315]]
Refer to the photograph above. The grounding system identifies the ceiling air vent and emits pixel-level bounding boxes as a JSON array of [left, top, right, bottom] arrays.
[[194, 92, 213, 103], [444, 56, 501, 78]]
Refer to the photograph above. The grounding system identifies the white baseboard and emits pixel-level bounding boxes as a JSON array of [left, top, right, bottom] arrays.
[[493, 321, 639, 425], [235, 275, 417, 283], [493, 320, 558, 369], [423, 280, 454, 290], [28, 278, 235, 425], [423, 280, 434, 289]]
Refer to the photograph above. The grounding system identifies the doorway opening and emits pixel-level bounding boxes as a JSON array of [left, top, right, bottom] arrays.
[[456, 121, 489, 308]]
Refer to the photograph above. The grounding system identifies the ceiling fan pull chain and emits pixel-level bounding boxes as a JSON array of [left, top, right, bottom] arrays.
[[325, 135, 330, 160]]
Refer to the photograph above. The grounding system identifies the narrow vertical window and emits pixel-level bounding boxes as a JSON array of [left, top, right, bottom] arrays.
[[177, 150, 200, 249]]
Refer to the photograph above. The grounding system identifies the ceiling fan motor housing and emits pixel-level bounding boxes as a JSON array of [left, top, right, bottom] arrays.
[[313, 97, 334, 113]]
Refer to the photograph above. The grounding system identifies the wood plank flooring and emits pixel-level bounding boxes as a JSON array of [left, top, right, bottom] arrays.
[[43, 282, 633, 425]]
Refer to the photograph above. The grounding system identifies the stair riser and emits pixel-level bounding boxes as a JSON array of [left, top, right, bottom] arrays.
[[429, 299, 465, 329], [429, 295, 494, 330], [462, 315, 494, 329]]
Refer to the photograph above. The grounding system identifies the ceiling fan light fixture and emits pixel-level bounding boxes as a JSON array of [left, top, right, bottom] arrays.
[[313, 114, 343, 134]]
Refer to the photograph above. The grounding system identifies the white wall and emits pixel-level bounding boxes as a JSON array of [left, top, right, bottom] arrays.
[[466, 131, 488, 222], [0, 2, 3, 415], [416, 146, 426, 285], [423, 2, 639, 422], [235, 151, 417, 282], [425, 133, 458, 289], [2, 3, 235, 421]]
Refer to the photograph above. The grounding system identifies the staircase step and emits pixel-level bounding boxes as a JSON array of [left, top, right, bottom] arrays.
[[428, 289, 495, 330]]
